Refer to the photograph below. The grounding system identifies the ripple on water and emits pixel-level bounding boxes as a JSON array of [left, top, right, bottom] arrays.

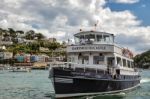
[[141, 78, 150, 83]]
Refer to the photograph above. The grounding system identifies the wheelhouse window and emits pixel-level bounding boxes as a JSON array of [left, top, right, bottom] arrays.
[[93, 54, 104, 64], [85, 34, 95, 44], [109, 34, 114, 43], [96, 34, 114, 43], [74, 36, 79, 44], [74, 35, 85, 44], [75, 34, 96, 44], [103, 35, 110, 43], [96, 35, 103, 42]]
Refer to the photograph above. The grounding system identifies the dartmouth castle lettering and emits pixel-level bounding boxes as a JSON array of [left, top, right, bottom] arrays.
[[72, 46, 106, 50]]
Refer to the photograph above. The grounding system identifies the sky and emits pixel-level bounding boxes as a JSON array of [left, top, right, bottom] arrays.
[[0, 0, 150, 54]]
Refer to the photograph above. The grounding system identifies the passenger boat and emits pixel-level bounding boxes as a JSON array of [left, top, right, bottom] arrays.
[[49, 30, 141, 98]]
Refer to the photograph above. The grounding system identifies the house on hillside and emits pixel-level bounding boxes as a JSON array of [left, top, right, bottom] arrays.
[[0, 52, 13, 60]]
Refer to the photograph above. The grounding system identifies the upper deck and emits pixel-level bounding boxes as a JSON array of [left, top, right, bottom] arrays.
[[67, 31, 133, 59]]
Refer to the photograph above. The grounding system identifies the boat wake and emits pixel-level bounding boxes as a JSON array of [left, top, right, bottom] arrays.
[[84, 92, 126, 99], [141, 78, 150, 83]]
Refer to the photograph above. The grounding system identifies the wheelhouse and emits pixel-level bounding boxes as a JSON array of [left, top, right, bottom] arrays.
[[74, 31, 114, 45]]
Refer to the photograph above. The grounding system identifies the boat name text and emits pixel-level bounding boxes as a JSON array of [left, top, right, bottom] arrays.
[[72, 46, 106, 50]]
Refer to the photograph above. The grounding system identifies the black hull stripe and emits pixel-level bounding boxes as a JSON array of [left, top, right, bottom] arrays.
[[55, 83, 140, 98], [54, 75, 141, 82]]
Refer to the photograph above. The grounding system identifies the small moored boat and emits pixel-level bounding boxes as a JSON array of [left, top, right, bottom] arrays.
[[9, 67, 31, 72]]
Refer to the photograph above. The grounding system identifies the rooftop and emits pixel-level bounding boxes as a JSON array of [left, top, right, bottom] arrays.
[[74, 31, 114, 37]]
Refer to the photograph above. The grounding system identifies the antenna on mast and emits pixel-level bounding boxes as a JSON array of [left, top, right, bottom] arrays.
[[79, 28, 82, 31], [94, 20, 99, 31], [79, 24, 83, 31]]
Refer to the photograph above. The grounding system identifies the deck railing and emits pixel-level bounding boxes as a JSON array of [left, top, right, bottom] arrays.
[[48, 62, 107, 72], [48, 62, 139, 76]]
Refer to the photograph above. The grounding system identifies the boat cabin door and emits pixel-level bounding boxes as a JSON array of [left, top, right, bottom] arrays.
[[107, 57, 115, 67]]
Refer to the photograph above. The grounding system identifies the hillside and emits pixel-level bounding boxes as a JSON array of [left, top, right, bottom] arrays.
[[134, 50, 150, 69], [0, 27, 66, 56]]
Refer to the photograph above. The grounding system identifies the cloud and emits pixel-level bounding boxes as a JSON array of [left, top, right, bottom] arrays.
[[0, 10, 33, 30], [110, 0, 139, 4], [0, 0, 149, 53], [116, 33, 150, 54]]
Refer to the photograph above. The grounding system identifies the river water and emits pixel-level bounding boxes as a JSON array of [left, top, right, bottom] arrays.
[[0, 69, 150, 99]]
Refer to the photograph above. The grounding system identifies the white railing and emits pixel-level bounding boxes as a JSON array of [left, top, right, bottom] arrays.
[[48, 62, 139, 76], [48, 62, 107, 72]]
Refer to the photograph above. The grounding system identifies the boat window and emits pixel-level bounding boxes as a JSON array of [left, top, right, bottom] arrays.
[[78, 54, 89, 64], [109, 34, 114, 43], [116, 57, 122, 67], [74, 35, 84, 44], [74, 36, 79, 44], [107, 57, 115, 67], [71, 57, 75, 62], [96, 35, 103, 42], [123, 59, 126, 67], [68, 57, 71, 62], [127, 60, 131, 68], [85, 34, 95, 44], [103, 35, 110, 43], [79, 35, 85, 42], [67, 57, 75, 62], [93, 55, 104, 64], [130, 61, 134, 68], [83, 56, 89, 64], [80, 35, 84, 38]]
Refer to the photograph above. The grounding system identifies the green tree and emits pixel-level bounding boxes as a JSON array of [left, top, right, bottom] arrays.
[[28, 42, 40, 52], [25, 30, 35, 40], [134, 50, 150, 68], [35, 33, 45, 40], [47, 42, 60, 50], [8, 28, 16, 38], [0, 28, 3, 36], [16, 30, 24, 36]]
